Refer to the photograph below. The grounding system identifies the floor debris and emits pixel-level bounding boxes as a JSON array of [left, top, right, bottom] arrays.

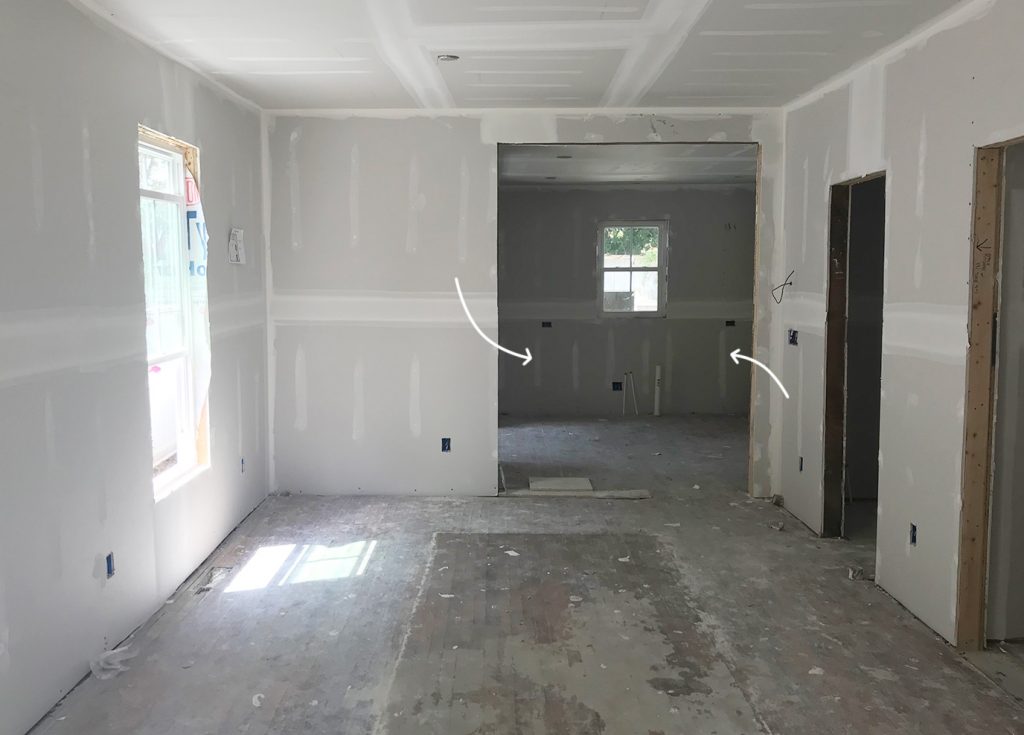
[[89, 645, 138, 681], [768, 521, 785, 531], [252, 694, 264, 708]]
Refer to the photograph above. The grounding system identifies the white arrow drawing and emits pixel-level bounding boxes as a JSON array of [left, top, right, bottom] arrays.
[[454, 277, 533, 366], [730, 349, 789, 399]]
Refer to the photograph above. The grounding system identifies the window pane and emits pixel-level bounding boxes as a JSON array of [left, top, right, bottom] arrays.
[[632, 227, 660, 267], [602, 225, 659, 268], [602, 227, 632, 269], [603, 270, 659, 312], [140, 196, 186, 360], [603, 271, 633, 312], [139, 144, 183, 195], [631, 270, 659, 312]]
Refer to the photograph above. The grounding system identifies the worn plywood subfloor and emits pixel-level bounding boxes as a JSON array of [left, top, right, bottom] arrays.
[[378, 532, 759, 734]]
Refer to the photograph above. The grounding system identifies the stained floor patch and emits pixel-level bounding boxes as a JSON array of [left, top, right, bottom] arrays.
[[377, 532, 761, 734]]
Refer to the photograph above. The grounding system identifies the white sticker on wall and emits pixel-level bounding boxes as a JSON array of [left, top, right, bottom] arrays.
[[228, 228, 246, 264]]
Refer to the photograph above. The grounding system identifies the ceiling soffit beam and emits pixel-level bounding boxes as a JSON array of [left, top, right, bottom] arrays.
[[367, 0, 454, 109], [601, 0, 716, 108]]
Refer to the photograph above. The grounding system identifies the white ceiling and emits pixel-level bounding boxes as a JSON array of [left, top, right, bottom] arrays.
[[499, 143, 758, 185], [76, 0, 964, 110]]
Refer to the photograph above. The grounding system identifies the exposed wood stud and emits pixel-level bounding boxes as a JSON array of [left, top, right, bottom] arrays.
[[956, 147, 1004, 651]]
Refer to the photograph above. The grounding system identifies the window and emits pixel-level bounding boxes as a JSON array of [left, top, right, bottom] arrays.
[[600, 221, 667, 315], [138, 132, 211, 494]]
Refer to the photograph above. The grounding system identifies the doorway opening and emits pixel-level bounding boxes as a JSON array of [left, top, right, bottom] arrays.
[[957, 141, 1024, 693], [822, 174, 886, 545], [494, 142, 759, 498]]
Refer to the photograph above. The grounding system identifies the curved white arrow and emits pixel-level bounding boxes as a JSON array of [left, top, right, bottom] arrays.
[[730, 349, 789, 399], [454, 277, 533, 366]]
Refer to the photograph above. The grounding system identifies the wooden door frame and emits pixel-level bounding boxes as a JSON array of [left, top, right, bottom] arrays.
[[822, 182, 851, 537], [822, 172, 886, 537], [955, 146, 1006, 651]]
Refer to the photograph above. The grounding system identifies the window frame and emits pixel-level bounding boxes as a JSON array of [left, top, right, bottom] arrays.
[[137, 132, 209, 496], [597, 219, 669, 318]]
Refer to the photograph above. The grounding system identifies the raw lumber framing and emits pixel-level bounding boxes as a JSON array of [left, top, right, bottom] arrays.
[[956, 147, 1004, 651]]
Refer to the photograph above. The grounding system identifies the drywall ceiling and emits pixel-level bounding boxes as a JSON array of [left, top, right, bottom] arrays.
[[75, 0, 963, 109], [499, 143, 758, 185]]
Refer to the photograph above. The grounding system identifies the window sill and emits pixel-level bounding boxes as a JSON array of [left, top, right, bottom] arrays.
[[154, 462, 210, 503]]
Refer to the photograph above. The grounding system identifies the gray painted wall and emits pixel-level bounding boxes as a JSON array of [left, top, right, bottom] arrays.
[[777, 0, 1024, 642], [845, 178, 886, 502], [988, 142, 1024, 641], [498, 185, 755, 416], [0, 3, 268, 734]]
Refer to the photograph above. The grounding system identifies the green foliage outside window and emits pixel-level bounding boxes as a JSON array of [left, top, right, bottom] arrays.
[[602, 226, 659, 267]]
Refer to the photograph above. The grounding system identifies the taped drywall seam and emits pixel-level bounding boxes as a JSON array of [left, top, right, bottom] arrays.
[[261, 112, 276, 493], [914, 115, 929, 290], [641, 337, 651, 395], [601, 0, 715, 107], [267, 106, 776, 121], [350, 144, 360, 250], [571, 341, 580, 393], [406, 155, 421, 254], [409, 355, 422, 437], [604, 329, 616, 388], [30, 115, 44, 230], [68, 0, 262, 113], [294, 345, 307, 432], [236, 359, 245, 458], [783, 0, 998, 115], [82, 122, 96, 263], [288, 127, 303, 250], [718, 329, 727, 400], [44, 392, 56, 467], [352, 359, 366, 441], [664, 331, 674, 396], [458, 157, 470, 263]]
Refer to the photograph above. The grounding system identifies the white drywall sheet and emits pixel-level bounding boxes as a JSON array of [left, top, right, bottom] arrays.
[[266, 111, 783, 498], [0, 3, 268, 734], [777, 0, 1024, 642]]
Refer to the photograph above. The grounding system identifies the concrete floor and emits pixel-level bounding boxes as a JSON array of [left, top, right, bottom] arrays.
[[30, 417, 1024, 734]]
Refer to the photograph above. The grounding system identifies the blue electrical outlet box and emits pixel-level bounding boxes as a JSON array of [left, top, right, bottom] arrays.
[[441, 437, 451, 453], [106, 553, 115, 578]]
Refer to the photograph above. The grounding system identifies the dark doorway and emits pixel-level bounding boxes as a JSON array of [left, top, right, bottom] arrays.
[[823, 174, 886, 541]]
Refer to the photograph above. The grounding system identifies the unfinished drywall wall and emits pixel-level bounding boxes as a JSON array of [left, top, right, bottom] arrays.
[[267, 110, 783, 497], [0, 3, 267, 734], [777, 0, 1024, 642], [498, 184, 755, 416], [845, 177, 886, 502], [988, 142, 1024, 641]]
